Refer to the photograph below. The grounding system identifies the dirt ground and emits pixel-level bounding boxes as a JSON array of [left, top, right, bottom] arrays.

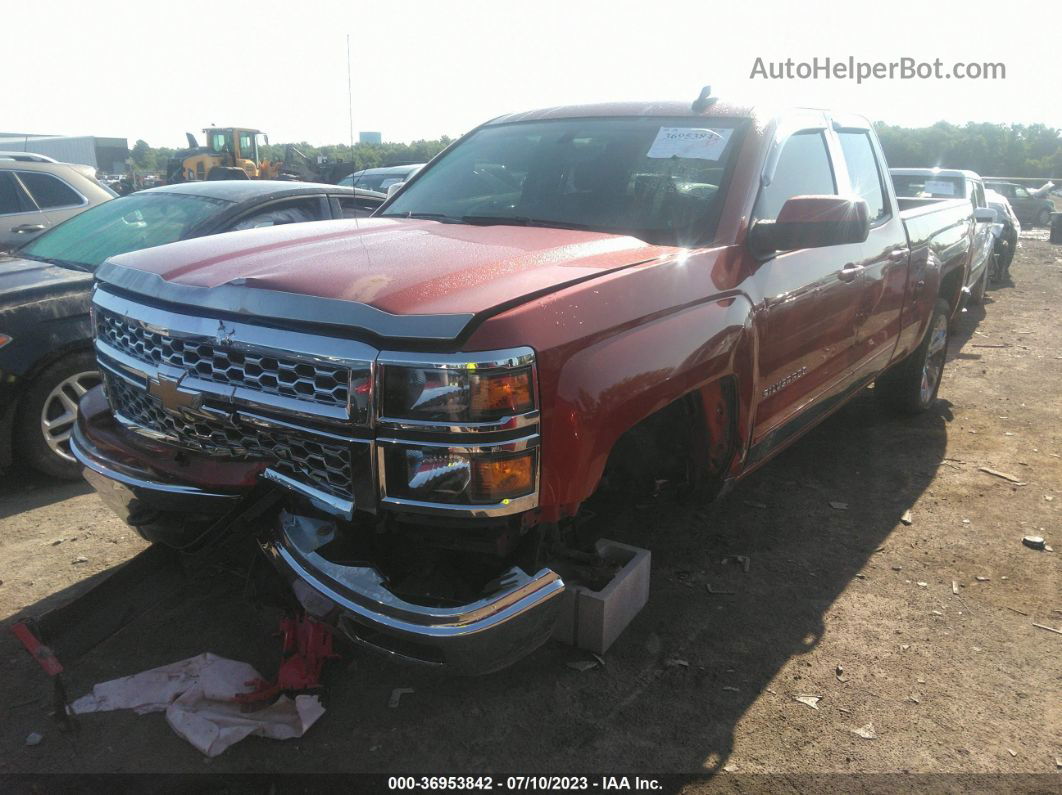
[[0, 237, 1059, 783]]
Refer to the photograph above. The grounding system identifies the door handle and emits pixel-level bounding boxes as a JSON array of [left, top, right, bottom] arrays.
[[838, 263, 862, 282], [886, 247, 909, 263], [12, 223, 45, 234]]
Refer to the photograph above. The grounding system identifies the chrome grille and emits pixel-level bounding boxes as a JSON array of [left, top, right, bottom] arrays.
[[95, 309, 351, 410], [104, 374, 353, 497]]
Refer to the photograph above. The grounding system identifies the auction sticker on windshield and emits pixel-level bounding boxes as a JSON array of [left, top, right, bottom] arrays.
[[646, 127, 733, 160], [924, 179, 957, 196]]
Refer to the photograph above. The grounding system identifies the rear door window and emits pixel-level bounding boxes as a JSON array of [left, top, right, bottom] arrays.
[[755, 132, 836, 220], [229, 197, 327, 230], [837, 131, 888, 222], [972, 181, 986, 208], [17, 171, 85, 209], [0, 172, 33, 215], [336, 195, 382, 218]]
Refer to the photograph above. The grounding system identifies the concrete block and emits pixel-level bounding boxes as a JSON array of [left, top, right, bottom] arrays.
[[551, 538, 650, 654]]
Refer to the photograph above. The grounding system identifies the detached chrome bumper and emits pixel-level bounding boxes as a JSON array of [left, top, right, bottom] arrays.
[[268, 512, 565, 675]]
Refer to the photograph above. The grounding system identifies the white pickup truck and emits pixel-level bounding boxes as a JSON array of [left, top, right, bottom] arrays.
[[891, 168, 999, 306]]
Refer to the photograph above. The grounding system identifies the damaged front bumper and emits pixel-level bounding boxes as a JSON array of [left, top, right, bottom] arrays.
[[74, 387, 566, 674], [71, 387, 254, 547], [268, 513, 565, 675]]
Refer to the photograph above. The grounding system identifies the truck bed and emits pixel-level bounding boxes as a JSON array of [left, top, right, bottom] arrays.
[[899, 197, 971, 247]]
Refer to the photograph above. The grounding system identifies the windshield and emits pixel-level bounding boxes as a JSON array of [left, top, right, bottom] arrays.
[[344, 170, 416, 192], [380, 117, 746, 245], [892, 174, 965, 200], [20, 191, 231, 269]]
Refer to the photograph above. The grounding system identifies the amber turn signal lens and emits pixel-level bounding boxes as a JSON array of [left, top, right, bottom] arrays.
[[470, 370, 533, 416], [472, 452, 535, 501]]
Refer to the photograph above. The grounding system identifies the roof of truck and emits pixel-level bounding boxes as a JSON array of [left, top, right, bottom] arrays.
[[485, 100, 756, 125], [891, 167, 983, 180]]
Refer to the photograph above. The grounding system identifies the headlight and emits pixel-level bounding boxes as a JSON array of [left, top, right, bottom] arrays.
[[377, 348, 539, 512], [383, 445, 537, 505], [382, 363, 535, 422]]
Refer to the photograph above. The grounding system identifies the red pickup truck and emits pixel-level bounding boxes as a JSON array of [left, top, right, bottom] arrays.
[[73, 94, 976, 673]]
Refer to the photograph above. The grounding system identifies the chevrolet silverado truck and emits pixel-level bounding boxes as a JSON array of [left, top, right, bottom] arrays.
[[890, 168, 998, 306], [72, 94, 977, 674]]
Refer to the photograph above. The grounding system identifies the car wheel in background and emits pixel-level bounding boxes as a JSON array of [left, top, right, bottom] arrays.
[[1037, 208, 1052, 228], [16, 351, 101, 479], [875, 299, 950, 415], [1001, 232, 1016, 269], [969, 262, 990, 304]]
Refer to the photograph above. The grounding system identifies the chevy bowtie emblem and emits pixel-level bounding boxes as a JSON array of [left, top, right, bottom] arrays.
[[147, 373, 203, 412]]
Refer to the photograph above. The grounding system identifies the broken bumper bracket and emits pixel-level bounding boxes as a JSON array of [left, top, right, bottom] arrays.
[[267, 513, 565, 675]]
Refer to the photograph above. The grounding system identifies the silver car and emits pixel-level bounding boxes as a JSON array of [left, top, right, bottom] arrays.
[[0, 161, 115, 250], [338, 163, 424, 193]]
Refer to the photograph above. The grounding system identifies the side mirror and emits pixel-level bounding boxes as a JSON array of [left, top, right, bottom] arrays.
[[974, 208, 997, 223], [386, 181, 405, 197], [748, 195, 870, 258]]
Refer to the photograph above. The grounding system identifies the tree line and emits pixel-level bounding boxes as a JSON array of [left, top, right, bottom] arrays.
[[127, 121, 1062, 180], [875, 121, 1062, 178], [128, 137, 453, 176]]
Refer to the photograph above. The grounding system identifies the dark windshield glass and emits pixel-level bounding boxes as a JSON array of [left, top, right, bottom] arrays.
[[20, 191, 231, 269], [892, 174, 965, 200], [381, 117, 745, 245], [344, 169, 418, 192]]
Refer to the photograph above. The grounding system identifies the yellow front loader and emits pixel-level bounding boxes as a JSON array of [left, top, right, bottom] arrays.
[[166, 127, 283, 183]]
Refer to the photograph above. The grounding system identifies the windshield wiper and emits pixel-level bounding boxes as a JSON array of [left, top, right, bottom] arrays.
[[15, 252, 91, 272], [460, 215, 595, 231], [386, 211, 465, 223]]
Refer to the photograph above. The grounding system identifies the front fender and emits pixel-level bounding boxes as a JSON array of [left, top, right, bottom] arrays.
[[540, 295, 753, 518], [0, 294, 92, 379]]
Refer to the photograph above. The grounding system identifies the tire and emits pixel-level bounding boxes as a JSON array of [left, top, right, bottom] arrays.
[[989, 248, 1005, 284], [1037, 208, 1052, 228], [875, 299, 950, 415], [1000, 231, 1016, 270], [206, 166, 249, 181], [15, 352, 102, 479], [969, 261, 990, 305]]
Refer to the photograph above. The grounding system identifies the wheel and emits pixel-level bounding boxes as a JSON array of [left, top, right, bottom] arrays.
[[989, 248, 1005, 284], [15, 352, 101, 479], [969, 261, 990, 304], [206, 166, 249, 181], [875, 299, 950, 415], [1001, 232, 1016, 270], [1037, 208, 1052, 228]]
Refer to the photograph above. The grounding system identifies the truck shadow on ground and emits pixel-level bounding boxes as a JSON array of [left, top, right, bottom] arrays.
[[0, 467, 91, 521], [0, 384, 953, 776], [6, 306, 987, 772]]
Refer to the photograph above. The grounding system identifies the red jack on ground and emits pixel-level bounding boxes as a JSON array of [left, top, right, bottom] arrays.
[[11, 620, 77, 731], [234, 613, 339, 704]]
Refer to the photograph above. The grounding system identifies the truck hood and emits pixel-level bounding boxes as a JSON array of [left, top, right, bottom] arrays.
[[98, 218, 673, 341], [0, 254, 92, 307]]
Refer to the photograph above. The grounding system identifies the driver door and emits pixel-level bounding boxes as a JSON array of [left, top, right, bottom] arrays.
[[236, 130, 258, 178], [750, 127, 863, 455]]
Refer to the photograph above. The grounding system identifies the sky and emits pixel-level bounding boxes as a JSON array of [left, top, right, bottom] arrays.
[[5, 0, 1059, 148]]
